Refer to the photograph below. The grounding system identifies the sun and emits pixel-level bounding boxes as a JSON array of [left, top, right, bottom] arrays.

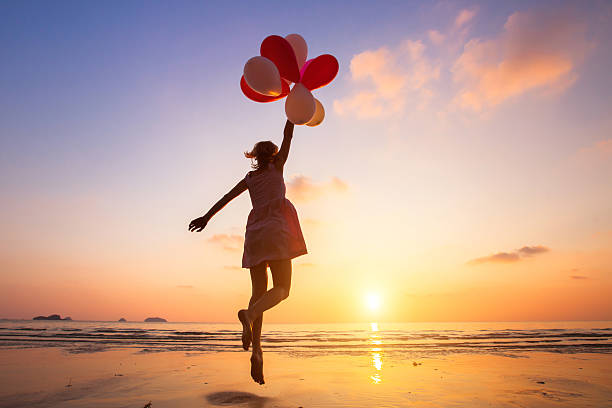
[[365, 292, 382, 311]]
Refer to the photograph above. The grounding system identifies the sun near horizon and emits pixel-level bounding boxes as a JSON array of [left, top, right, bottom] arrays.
[[365, 292, 382, 312]]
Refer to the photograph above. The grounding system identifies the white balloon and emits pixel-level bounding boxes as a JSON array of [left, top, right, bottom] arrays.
[[285, 33, 308, 70], [243, 56, 282, 96], [285, 83, 315, 125], [306, 98, 325, 127]]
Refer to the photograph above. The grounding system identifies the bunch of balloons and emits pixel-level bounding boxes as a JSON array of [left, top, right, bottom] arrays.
[[241, 34, 339, 126]]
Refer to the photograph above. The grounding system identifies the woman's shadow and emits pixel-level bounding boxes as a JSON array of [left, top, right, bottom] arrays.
[[205, 391, 271, 408]]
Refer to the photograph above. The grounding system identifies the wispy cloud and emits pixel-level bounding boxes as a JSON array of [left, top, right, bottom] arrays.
[[469, 252, 520, 264], [468, 245, 550, 265], [207, 234, 244, 252], [334, 40, 439, 118], [296, 262, 315, 268], [335, 7, 590, 118], [517, 245, 550, 256], [454, 7, 478, 29], [570, 275, 589, 280], [452, 10, 589, 111], [576, 139, 612, 161], [427, 29, 445, 46], [286, 175, 348, 202], [302, 218, 320, 227], [176, 285, 194, 289]]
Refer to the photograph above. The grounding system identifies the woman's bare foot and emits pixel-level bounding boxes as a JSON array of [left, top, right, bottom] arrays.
[[250, 349, 264, 385], [238, 309, 252, 351]]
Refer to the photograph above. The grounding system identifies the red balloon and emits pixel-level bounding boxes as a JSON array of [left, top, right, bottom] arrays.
[[300, 54, 339, 91], [260, 35, 301, 83], [240, 75, 289, 103]]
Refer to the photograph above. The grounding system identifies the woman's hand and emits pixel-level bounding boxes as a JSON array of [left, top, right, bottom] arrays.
[[188, 215, 209, 232]]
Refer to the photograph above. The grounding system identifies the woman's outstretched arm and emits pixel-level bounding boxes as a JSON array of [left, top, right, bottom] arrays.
[[189, 178, 247, 232], [275, 120, 294, 168]]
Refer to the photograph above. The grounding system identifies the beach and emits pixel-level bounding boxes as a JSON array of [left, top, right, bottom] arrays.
[[1, 321, 611, 407]]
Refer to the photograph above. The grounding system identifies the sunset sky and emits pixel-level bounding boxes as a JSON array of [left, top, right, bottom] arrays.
[[1, 0, 611, 323]]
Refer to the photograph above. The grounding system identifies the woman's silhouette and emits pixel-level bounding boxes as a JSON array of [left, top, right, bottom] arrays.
[[189, 120, 307, 384]]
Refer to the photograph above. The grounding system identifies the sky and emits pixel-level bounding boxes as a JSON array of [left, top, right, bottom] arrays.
[[1, 0, 611, 323]]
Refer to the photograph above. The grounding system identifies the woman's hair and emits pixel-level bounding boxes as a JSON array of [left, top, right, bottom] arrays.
[[244, 141, 279, 170]]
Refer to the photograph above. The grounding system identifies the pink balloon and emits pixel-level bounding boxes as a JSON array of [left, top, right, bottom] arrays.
[[260, 35, 301, 83], [240, 75, 289, 103], [300, 54, 339, 91], [299, 59, 313, 79]]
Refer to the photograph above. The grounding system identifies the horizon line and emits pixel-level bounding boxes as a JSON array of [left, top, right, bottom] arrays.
[[2, 318, 611, 324]]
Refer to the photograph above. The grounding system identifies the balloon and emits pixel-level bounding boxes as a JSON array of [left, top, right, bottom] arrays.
[[299, 58, 313, 79], [300, 54, 339, 91], [285, 83, 315, 125], [241, 76, 289, 103], [306, 98, 325, 127], [243, 56, 282, 96], [285, 34, 308, 70], [260, 35, 301, 83]]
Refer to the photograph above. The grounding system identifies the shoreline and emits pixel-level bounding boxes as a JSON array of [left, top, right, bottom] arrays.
[[1, 347, 610, 407]]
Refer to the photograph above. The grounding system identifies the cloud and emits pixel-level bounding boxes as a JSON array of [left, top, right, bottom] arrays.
[[334, 40, 439, 118], [223, 265, 241, 271], [286, 175, 348, 202], [469, 252, 520, 265], [570, 275, 589, 280], [517, 245, 550, 256], [334, 7, 591, 119], [296, 262, 315, 268], [468, 245, 549, 265], [428, 29, 445, 46], [302, 218, 320, 227], [176, 285, 194, 289], [576, 139, 612, 161], [454, 8, 477, 28], [207, 234, 244, 252], [452, 10, 589, 111]]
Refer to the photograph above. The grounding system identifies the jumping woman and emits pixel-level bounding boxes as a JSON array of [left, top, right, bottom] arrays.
[[188, 120, 307, 384]]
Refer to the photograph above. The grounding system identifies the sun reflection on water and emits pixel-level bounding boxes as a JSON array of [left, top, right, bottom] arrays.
[[369, 322, 383, 384]]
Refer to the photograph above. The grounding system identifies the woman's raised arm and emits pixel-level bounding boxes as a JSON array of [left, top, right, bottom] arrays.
[[189, 178, 247, 232], [275, 120, 294, 168]]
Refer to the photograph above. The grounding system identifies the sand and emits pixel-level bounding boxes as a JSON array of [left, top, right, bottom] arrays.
[[0, 348, 610, 407]]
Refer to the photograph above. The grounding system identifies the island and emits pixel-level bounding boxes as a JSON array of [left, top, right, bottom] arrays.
[[33, 314, 72, 321], [118, 318, 127, 322], [144, 317, 167, 322]]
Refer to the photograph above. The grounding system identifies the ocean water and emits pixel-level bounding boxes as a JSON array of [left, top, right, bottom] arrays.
[[0, 320, 610, 356]]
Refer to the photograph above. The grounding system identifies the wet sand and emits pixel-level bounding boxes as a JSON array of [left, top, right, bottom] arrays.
[[0, 348, 610, 407]]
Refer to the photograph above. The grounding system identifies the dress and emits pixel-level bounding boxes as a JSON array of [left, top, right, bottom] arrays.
[[242, 163, 307, 268]]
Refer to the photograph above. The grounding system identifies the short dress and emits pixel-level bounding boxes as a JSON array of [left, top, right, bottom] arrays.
[[242, 162, 307, 268]]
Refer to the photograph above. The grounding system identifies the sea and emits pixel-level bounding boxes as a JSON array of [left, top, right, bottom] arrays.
[[1, 320, 610, 357]]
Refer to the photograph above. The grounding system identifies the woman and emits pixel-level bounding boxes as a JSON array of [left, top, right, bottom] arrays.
[[188, 120, 307, 384]]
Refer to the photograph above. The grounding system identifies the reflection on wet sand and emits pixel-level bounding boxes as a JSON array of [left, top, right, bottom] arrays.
[[369, 322, 383, 384], [1, 346, 611, 407]]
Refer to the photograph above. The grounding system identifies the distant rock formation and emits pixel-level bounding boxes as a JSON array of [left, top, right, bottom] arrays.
[[144, 317, 167, 322], [33, 314, 71, 321], [118, 318, 127, 322]]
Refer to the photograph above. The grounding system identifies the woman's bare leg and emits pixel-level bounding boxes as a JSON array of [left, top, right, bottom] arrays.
[[247, 259, 292, 321], [240, 260, 291, 385], [249, 264, 268, 351], [237, 263, 268, 384], [239, 263, 267, 351]]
